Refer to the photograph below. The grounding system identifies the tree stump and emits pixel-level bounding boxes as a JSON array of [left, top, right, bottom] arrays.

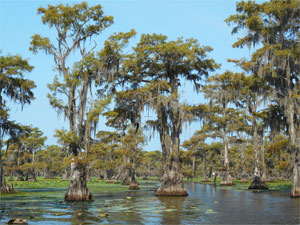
[[248, 176, 269, 189]]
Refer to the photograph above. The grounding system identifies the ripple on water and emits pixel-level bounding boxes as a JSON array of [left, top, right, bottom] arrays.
[[1, 183, 300, 224]]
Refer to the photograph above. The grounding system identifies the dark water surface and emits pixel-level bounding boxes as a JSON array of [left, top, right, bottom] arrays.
[[1, 182, 299, 224]]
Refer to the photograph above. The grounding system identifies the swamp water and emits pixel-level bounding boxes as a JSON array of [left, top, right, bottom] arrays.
[[0, 182, 300, 224]]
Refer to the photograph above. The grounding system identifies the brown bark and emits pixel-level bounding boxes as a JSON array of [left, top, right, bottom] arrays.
[[8, 173, 14, 181], [261, 135, 269, 182], [62, 168, 69, 180], [291, 145, 300, 197], [0, 162, 15, 194], [16, 172, 24, 181], [220, 171, 234, 186], [203, 152, 207, 179], [220, 126, 233, 185], [192, 154, 196, 179], [155, 78, 187, 196], [155, 133, 187, 196], [287, 104, 300, 197], [291, 159, 300, 197], [64, 160, 93, 201], [248, 176, 268, 189], [1, 148, 15, 194], [252, 116, 260, 177]]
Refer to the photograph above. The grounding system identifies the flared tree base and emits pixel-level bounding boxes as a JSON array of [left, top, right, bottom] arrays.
[[201, 179, 211, 183], [1, 186, 15, 194], [106, 180, 119, 184], [129, 183, 139, 190], [290, 187, 300, 198], [248, 176, 269, 189], [219, 171, 234, 186], [64, 161, 93, 202], [122, 176, 131, 185], [1, 176, 16, 194], [155, 185, 188, 196], [220, 181, 235, 186], [64, 189, 93, 201], [239, 180, 249, 183]]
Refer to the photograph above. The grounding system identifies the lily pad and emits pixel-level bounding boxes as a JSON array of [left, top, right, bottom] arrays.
[[152, 211, 161, 214], [164, 208, 177, 212], [97, 213, 108, 217], [54, 212, 67, 216]]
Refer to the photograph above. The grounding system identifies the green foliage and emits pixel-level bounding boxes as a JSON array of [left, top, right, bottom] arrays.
[[54, 129, 79, 149]]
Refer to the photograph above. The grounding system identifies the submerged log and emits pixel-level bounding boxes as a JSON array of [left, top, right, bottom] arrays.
[[248, 176, 269, 189]]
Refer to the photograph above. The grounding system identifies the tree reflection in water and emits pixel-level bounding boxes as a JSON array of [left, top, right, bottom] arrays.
[[157, 196, 186, 225]]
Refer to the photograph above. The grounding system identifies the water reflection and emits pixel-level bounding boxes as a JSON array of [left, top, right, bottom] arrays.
[[0, 183, 299, 224], [156, 196, 185, 225]]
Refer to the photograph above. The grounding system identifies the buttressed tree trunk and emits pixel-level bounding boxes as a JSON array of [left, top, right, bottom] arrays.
[[220, 127, 234, 186], [291, 154, 300, 197], [289, 105, 300, 198], [248, 117, 268, 190], [65, 159, 93, 201], [155, 102, 188, 196], [0, 152, 15, 194], [129, 167, 139, 190]]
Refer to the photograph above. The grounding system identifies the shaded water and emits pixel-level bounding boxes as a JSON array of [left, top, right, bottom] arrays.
[[1, 182, 300, 224]]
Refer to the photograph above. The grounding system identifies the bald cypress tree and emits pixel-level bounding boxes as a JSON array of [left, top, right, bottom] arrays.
[[119, 34, 218, 196], [30, 2, 113, 201], [226, 0, 300, 197], [0, 54, 35, 194]]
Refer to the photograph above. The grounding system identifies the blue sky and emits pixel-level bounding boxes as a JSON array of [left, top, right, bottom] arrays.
[[0, 0, 264, 150]]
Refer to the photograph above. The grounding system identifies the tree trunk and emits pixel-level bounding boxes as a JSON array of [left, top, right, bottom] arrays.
[[8, 173, 14, 181], [261, 134, 269, 182], [122, 157, 131, 185], [16, 170, 24, 181], [64, 160, 93, 201], [0, 151, 15, 194], [241, 144, 247, 180], [203, 152, 207, 179], [220, 128, 233, 185], [291, 156, 300, 197], [248, 115, 266, 189], [129, 167, 139, 190], [287, 104, 300, 197], [28, 169, 37, 182], [155, 134, 188, 196], [248, 176, 268, 189], [62, 168, 69, 180], [192, 155, 196, 179], [252, 116, 260, 177]]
